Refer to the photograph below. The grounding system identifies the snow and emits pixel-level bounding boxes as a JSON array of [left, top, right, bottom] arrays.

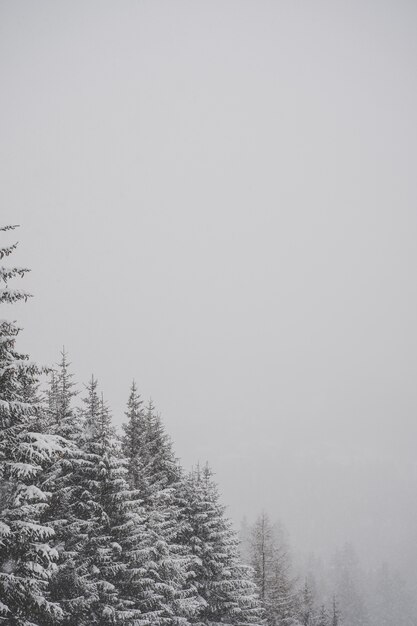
[[0, 521, 11, 538]]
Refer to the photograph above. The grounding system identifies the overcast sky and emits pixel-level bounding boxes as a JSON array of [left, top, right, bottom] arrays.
[[1, 0, 417, 574]]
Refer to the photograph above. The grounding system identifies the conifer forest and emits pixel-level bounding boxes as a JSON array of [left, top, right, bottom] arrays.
[[1, 2, 417, 625], [1, 224, 416, 624]]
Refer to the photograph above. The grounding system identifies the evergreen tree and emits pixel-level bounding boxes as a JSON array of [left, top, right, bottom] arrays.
[[122, 382, 199, 625], [122, 384, 180, 503], [300, 579, 316, 626], [60, 375, 120, 624], [69, 377, 178, 625], [144, 398, 180, 493], [40, 351, 87, 624], [182, 464, 263, 625], [51, 350, 80, 442], [250, 513, 300, 626], [122, 381, 147, 494], [317, 605, 329, 626], [331, 597, 340, 626], [0, 225, 63, 625]]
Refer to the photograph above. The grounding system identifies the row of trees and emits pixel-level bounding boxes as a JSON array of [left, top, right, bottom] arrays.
[[0, 226, 264, 625], [5, 225, 400, 626], [297, 544, 416, 626], [240, 515, 340, 626], [241, 515, 417, 626]]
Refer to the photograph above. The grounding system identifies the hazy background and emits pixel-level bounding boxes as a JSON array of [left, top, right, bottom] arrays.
[[1, 0, 417, 579]]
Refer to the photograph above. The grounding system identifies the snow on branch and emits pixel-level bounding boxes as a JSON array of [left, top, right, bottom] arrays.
[[0, 288, 32, 304], [0, 243, 18, 259], [0, 267, 30, 283], [0, 225, 19, 232]]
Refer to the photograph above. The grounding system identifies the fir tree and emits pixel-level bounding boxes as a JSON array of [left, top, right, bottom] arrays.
[[0, 225, 63, 625], [51, 350, 79, 442], [122, 381, 146, 494], [69, 377, 168, 625], [144, 399, 180, 494], [317, 605, 329, 626], [300, 579, 316, 626], [182, 464, 264, 625], [62, 375, 119, 624], [331, 597, 340, 626], [40, 351, 86, 624], [250, 513, 300, 626], [122, 382, 199, 625], [122, 385, 180, 504]]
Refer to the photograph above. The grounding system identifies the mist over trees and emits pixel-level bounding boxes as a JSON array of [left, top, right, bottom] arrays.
[[1, 227, 416, 625], [238, 516, 416, 626], [0, 227, 263, 625]]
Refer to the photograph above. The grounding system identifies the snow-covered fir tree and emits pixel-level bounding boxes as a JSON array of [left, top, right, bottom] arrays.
[[57, 375, 122, 624], [299, 579, 316, 626], [331, 597, 340, 626], [122, 381, 146, 493], [122, 383, 180, 503], [49, 350, 79, 442], [316, 605, 330, 626], [180, 464, 264, 625], [39, 351, 88, 624], [68, 376, 189, 625], [122, 382, 200, 625], [249, 513, 300, 626], [0, 225, 63, 625]]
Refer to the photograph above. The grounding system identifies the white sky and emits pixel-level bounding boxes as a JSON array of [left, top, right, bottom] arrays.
[[1, 0, 417, 574]]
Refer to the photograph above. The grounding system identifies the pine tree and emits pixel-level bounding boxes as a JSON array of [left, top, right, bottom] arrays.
[[122, 382, 199, 625], [69, 377, 174, 625], [0, 225, 63, 625], [317, 605, 329, 626], [300, 579, 316, 626], [144, 399, 180, 493], [331, 597, 340, 626], [39, 351, 88, 624], [122, 385, 180, 504], [122, 381, 147, 494], [181, 464, 264, 625], [59, 375, 119, 624], [51, 350, 80, 442], [250, 513, 300, 626]]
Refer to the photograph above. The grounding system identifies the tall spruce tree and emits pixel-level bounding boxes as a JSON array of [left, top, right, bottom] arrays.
[[122, 382, 199, 625], [70, 376, 178, 625], [249, 513, 300, 626], [331, 597, 340, 626], [181, 464, 264, 625], [317, 605, 330, 626], [58, 375, 120, 624], [0, 225, 63, 625], [300, 579, 316, 626], [122, 381, 147, 494], [51, 350, 79, 442], [122, 384, 180, 502], [40, 351, 88, 624]]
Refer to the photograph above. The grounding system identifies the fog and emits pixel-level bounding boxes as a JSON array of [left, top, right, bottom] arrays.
[[1, 0, 417, 593]]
